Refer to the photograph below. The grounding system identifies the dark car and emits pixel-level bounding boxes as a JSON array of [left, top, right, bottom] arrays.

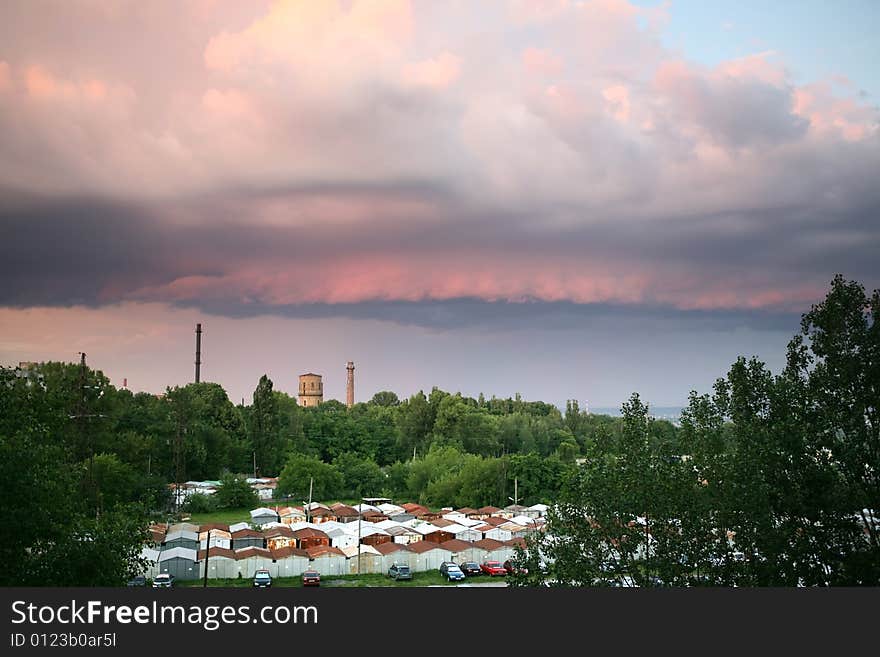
[[253, 569, 272, 588], [439, 561, 466, 582], [152, 573, 174, 588], [459, 562, 482, 577], [302, 570, 321, 587], [388, 563, 413, 581], [503, 559, 528, 576], [126, 575, 146, 587], [480, 561, 507, 577]]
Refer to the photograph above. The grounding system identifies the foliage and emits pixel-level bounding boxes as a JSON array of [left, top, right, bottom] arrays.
[[183, 492, 218, 514], [277, 453, 344, 501], [214, 474, 259, 510], [517, 276, 879, 587]]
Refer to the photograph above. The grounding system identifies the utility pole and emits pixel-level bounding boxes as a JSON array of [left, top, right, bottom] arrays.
[[194, 323, 202, 383], [357, 499, 363, 576], [305, 477, 313, 523], [203, 529, 211, 588]]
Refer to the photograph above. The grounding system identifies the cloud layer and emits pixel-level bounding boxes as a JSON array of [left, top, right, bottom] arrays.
[[1, 0, 878, 323]]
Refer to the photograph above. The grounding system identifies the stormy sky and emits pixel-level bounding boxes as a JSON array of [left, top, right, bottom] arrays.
[[1, 1, 878, 409]]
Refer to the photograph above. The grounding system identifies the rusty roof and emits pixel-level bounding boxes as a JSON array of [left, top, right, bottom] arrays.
[[231, 529, 263, 539], [473, 538, 505, 550], [330, 504, 359, 516], [438, 539, 472, 553], [306, 545, 346, 559], [234, 547, 272, 560], [197, 548, 235, 560], [292, 527, 330, 539], [263, 526, 296, 538], [374, 542, 407, 556], [270, 546, 310, 560], [406, 541, 444, 554]]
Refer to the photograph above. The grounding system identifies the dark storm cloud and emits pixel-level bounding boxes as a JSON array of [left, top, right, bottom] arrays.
[[3, 186, 876, 332], [187, 296, 803, 334]]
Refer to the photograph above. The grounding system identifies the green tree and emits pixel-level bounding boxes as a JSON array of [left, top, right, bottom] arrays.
[[249, 375, 287, 476], [214, 474, 259, 509], [396, 391, 433, 460], [183, 492, 218, 514], [277, 453, 343, 501], [370, 391, 400, 407], [0, 365, 149, 586], [334, 453, 387, 498]]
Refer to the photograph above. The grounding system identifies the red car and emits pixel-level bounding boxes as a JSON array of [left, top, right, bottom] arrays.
[[480, 561, 507, 576], [302, 570, 321, 587], [503, 559, 528, 576]]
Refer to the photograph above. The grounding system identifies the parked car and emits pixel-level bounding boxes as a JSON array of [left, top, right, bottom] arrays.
[[126, 575, 146, 587], [152, 573, 174, 588], [503, 559, 528, 576], [440, 562, 466, 582], [302, 570, 321, 587], [253, 569, 272, 588], [388, 563, 413, 581], [480, 561, 507, 576], [459, 561, 482, 577]]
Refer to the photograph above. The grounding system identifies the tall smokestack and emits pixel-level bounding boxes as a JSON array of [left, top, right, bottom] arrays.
[[195, 323, 202, 383], [346, 361, 355, 408]]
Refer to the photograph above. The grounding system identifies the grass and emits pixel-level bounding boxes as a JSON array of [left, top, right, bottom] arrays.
[[177, 570, 464, 588]]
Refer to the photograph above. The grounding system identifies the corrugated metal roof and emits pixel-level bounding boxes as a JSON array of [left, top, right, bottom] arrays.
[[231, 528, 262, 539], [234, 547, 272, 560], [158, 547, 198, 562], [270, 547, 309, 559], [438, 539, 472, 553], [292, 527, 330, 539], [306, 545, 346, 559], [406, 541, 443, 554], [197, 548, 235, 560], [375, 542, 407, 555]]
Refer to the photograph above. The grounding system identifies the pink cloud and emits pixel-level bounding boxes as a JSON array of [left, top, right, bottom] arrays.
[[522, 47, 563, 77], [403, 51, 461, 89], [0, 0, 877, 321], [0, 60, 11, 92], [602, 84, 631, 122], [793, 82, 878, 142], [119, 247, 819, 314]]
